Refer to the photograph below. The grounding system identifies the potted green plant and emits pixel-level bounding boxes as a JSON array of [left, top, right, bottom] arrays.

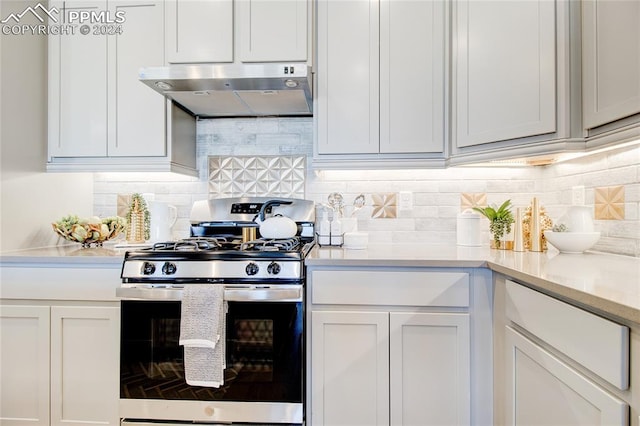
[[473, 200, 515, 249]]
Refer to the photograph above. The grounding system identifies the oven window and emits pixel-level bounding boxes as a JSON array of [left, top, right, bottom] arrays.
[[120, 300, 303, 403]]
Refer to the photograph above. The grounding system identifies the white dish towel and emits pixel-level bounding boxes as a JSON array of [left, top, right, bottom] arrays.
[[179, 284, 227, 387]]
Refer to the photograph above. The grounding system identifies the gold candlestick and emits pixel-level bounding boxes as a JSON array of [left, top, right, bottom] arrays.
[[530, 198, 542, 252], [513, 207, 525, 252]]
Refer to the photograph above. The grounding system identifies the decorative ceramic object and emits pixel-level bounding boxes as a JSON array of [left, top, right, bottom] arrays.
[[557, 206, 595, 232], [543, 230, 601, 253], [512, 207, 525, 252], [457, 209, 482, 247], [522, 201, 553, 251], [126, 193, 150, 243]]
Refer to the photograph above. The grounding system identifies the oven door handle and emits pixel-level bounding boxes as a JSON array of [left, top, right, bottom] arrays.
[[116, 285, 303, 302]]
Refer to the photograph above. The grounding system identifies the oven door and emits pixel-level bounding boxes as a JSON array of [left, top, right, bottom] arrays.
[[118, 285, 303, 424]]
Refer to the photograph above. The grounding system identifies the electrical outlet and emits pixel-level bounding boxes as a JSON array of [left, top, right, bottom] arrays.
[[572, 185, 585, 206], [399, 191, 413, 210]]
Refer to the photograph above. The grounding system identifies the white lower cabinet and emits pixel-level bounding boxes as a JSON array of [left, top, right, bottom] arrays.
[[505, 326, 627, 425], [494, 277, 631, 426], [311, 310, 470, 426], [308, 268, 482, 426], [0, 304, 120, 426], [389, 312, 470, 426], [0, 306, 50, 425], [311, 311, 389, 426]]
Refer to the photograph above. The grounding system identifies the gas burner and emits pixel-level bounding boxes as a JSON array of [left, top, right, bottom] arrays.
[[151, 237, 227, 251], [240, 237, 301, 252]]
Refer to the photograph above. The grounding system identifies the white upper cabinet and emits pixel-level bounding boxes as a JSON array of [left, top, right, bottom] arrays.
[[165, 0, 234, 63], [49, 0, 108, 158], [109, 0, 165, 157], [47, 0, 197, 174], [166, 0, 309, 64], [453, 0, 557, 148], [238, 0, 308, 62], [316, 0, 446, 157], [380, 0, 445, 154], [316, 0, 379, 154], [582, 0, 640, 130]]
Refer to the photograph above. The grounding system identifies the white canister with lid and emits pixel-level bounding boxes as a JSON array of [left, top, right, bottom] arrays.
[[457, 209, 482, 246]]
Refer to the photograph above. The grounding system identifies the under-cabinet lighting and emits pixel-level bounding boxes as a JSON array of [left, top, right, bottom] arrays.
[[482, 137, 640, 167]]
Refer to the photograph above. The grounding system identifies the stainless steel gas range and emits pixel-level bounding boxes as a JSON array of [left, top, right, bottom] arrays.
[[117, 197, 315, 426]]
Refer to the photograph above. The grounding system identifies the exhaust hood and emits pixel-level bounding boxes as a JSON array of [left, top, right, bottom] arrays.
[[139, 63, 313, 118]]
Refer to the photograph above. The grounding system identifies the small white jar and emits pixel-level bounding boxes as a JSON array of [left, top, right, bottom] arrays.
[[457, 209, 482, 247]]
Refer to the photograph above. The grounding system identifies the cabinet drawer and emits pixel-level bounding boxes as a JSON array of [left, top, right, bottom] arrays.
[[311, 270, 469, 307], [505, 280, 629, 390]]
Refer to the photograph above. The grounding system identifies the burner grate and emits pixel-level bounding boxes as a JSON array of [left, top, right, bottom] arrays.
[[151, 237, 228, 251], [240, 238, 301, 252], [147, 236, 304, 254]]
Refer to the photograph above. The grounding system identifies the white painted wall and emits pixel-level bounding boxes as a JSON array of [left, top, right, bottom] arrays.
[[0, 0, 93, 252]]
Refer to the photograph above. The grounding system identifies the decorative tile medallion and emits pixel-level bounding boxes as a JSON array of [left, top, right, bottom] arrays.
[[460, 192, 487, 211], [117, 194, 132, 217], [208, 156, 306, 198], [371, 193, 398, 219], [594, 185, 625, 220]]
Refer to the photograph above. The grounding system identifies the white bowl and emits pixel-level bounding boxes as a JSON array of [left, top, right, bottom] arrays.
[[544, 230, 600, 254]]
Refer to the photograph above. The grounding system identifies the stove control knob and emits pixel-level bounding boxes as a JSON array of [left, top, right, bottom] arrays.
[[162, 262, 177, 275], [267, 261, 281, 275], [142, 262, 156, 275], [245, 262, 260, 276]]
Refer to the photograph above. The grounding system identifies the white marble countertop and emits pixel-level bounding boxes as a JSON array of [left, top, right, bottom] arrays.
[[2, 242, 639, 325], [307, 244, 640, 325]]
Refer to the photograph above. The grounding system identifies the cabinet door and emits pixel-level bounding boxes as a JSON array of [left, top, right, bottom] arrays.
[[165, 0, 233, 63], [380, 0, 445, 154], [316, 0, 379, 154], [582, 0, 640, 129], [49, 0, 108, 157], [0, 305, 50, 426], [389, 313, 470, 426], [311, 311, 389, 426], [505, 326, 627, 426], [50, 306, 120, 426], [238, 0, 307, 62], [454, 0, 556, 147], [108, 1, 165, 157]]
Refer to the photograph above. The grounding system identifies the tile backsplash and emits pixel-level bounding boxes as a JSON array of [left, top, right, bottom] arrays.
[[208, 155, 306, 198], [93, 117, 640, 257]]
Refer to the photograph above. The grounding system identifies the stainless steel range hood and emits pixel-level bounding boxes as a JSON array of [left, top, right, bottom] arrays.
[[139, 63, 312, 118]]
